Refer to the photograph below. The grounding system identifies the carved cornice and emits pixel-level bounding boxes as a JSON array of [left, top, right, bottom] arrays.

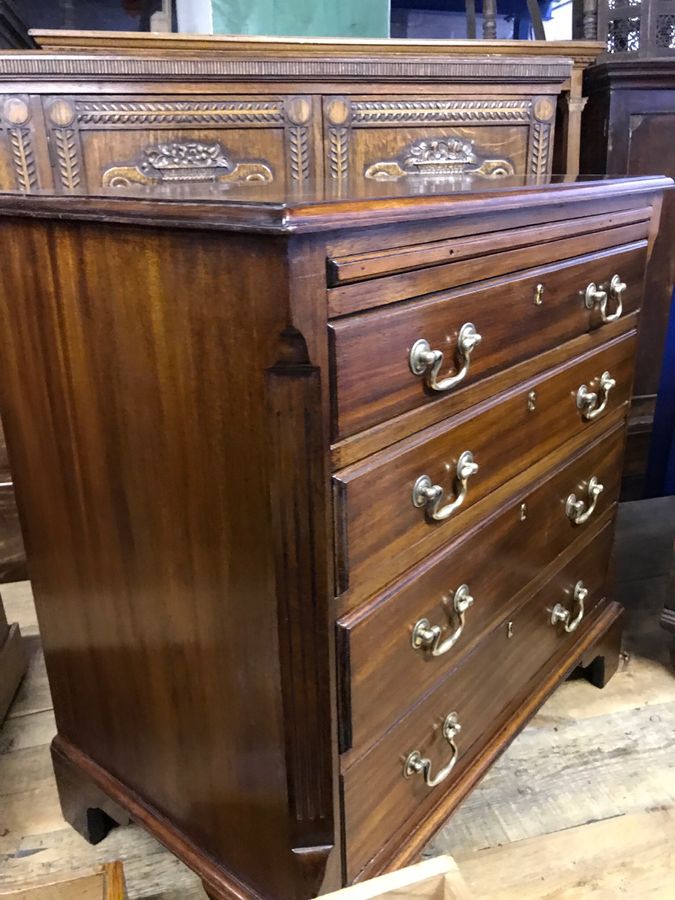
[[0, 54, 572, 83]]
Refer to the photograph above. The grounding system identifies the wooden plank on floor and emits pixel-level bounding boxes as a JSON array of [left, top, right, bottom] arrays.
[[0, 861, 127, 900], [0, 708, 56, 755], [542, 655, 675, 722], [6, 635, 52, 720], [455, 806, 675, 898], [1, 583, 38, 638], [0, 825, 206, 900], [426, 700, 675, 857]]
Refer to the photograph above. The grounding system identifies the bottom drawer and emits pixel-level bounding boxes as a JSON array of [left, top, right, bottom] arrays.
[[342, 520, 614, 880]]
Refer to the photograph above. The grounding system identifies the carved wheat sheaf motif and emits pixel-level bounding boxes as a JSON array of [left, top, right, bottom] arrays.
[[8, 127, 37, 191], [528, 121, 550, 176], [352, 99, 532, 125], [54, 128, 81, 190], [288, 126, 310, 182], [76, 100, 285, 127], [329, 128, 349, 181]]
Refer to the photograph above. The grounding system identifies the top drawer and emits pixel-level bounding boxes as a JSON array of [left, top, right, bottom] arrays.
[[330, 240, 646, 440], [327, 212, 650, 316]]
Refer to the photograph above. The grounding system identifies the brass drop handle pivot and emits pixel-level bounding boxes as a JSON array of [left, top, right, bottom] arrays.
[[412, 451, 478, 522], [576, 371, 616, 421], [409, 323, 482, 392], [550, 580, 588, 634], [404, 712, 461, 788], [585, 274, 626, 323], [411, 584, 474, 656], [566, 475, 604, 525]]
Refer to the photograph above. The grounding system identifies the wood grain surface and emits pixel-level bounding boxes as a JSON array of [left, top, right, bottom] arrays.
[[339, 425, 625, 754], [335, 333, 635, 606]]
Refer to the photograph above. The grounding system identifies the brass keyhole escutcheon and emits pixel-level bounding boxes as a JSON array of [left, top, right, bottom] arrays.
[[534, 283, 544, 306], [527, 390, 537, 412]]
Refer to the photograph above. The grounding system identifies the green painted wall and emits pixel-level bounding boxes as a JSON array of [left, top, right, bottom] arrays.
[[211, 0, 390, 38]]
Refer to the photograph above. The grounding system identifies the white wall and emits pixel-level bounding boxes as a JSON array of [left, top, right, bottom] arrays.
[[176, 0, 213, 33]]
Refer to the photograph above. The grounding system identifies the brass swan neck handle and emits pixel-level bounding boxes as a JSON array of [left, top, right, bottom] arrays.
[[412, 451, 479, 522], [409, 323, 482, 393], [404, 712, 462, 788], [411, 584, 475, 656]]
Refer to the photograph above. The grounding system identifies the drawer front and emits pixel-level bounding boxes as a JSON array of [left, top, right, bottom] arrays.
[[342, 522, 614, 880], [328, 221, 650, 317], [32, 93, 319, 194], [330, 242, 646, 440], [335, 332, 635, 606], [322, 94, 556, 190], [339, 425, 624, 754]]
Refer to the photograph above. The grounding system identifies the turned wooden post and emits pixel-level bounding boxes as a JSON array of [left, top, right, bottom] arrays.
[[483, 0, 498, 38]]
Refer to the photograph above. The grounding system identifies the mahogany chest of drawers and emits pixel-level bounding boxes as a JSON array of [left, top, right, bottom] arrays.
[[0, 174, 668, 899]]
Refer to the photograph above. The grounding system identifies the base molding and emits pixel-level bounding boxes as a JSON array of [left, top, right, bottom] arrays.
[[51, 737, 261, 900], [50, 601, 624, 896], [0, 620, 26, 724]]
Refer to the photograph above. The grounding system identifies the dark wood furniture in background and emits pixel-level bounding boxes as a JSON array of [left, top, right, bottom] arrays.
[[664, 540, 675, 666], [0, 590, 25, 724], [581, 60, 674, 496], [0, 418, 26, 583], [0, 172, 667, 898], [0, 0, 34, 50]]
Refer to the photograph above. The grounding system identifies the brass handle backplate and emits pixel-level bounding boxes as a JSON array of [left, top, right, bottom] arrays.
[[566, 475, 604, 525], [412, 584, 474, 656], [409, 323, 482, 393], [550, 580, 588, 633], [404, 712, 461, 788], [412, 451, 478, 522], [584, 273, 625, 323], [576, 370, 616, 421]]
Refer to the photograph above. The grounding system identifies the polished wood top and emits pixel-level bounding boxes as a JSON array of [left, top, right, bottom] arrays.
[[0, 175, 669, 234]]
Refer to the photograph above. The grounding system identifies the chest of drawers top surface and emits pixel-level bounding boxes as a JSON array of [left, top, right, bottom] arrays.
[[0, 171, 667, 227], [0, 173, 668, 900]]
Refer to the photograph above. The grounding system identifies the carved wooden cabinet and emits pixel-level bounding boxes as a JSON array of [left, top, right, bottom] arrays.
[[0, 37, 607, 198], [581, 60, 675, 495], [0, 173, 668, 899]]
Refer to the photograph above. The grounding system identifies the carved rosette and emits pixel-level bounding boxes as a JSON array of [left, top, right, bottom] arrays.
[[365, 136, 515, 180], [1, 96, 37, 192], [527, 97, 556, 178], [102, 141, 273, 188]]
